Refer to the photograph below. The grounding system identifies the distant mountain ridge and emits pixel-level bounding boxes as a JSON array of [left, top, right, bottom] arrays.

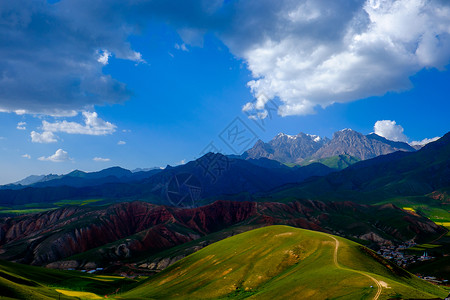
[[0, 154, 334, 207], [243, 128, 416, 164], [1, 166, 162, 190]]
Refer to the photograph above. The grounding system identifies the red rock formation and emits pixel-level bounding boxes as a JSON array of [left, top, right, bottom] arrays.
[[0, 200, 444, 267]]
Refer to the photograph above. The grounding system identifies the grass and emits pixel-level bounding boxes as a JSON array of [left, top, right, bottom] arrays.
[[377, 195, 450, 224], [119, 225, 447, 300], [408, 244, 442, 251], [0, 226, 447, 299], [0, 260, 137, 299], [55, 289, 103, 299], [54, 199, 103, 206], [0, 208, 56, 215], [0, 199, 106, 216]]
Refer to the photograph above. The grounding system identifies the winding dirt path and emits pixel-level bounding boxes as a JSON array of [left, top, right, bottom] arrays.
[[325, 234, 382, 300]]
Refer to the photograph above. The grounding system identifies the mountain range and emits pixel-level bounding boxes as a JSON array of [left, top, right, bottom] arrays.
[[0, 129, 445, 209], [0, 154, 335, 208], [2, 128, 418, 192], [268, 131, 450, 204], [243, 129, 416, 164], [1, 167, 162, 190]]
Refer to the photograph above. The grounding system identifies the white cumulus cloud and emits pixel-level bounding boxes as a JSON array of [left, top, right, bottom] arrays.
[[93, 157, 111, 162], [374, 120, 441, 146], [38, 149, 72, 162], [42, 111, 116, 135], [374, 120, 408, 142], [31, 131, 58, 143], [22, 154, 31, 159], [118, 140, 126, 145], [237, 0, 450, 117]]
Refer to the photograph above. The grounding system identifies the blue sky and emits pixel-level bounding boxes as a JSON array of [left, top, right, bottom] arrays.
[[0, 0, 449, 184]]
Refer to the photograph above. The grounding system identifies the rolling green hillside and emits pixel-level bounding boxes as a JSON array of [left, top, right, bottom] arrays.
[[120, 226, 447, 300], [0, 260, 136, 299]]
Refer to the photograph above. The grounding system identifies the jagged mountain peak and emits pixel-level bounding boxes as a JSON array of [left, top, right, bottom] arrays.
[[244, 128, 416, 164], [333, 128, 361, 138], [273, 132, 324, 142], [244, 131, 329, 163]]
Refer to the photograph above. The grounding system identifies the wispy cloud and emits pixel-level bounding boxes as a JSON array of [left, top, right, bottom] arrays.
[[42, 112, 116, 135], [17, 122, 27, 130], [174, 43, 189, 52], [93, 157, 111, 162], [410, 137, 440, 147], [22, 154, 31, 159], [118, 140, 126, 145]]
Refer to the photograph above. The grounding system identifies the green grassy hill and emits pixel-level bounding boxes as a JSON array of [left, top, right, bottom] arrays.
[[119, 226, 447, 300], [0, 259, 136, 299]]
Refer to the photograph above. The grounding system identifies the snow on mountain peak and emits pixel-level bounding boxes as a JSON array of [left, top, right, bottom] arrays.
[[276, 133, 296, 139], [339, 128, 354, 132], [306, 133, 322, 142]]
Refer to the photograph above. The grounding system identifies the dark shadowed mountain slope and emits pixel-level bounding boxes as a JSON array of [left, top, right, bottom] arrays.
[[1, 167, 162, 190], [0, 200, 443, 267], [0, 154, 334, 207], [301, 154, 361, 170], [366, 133, 416, 151]]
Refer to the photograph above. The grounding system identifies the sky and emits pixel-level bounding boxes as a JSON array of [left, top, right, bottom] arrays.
[[0, 0, 449, 184]]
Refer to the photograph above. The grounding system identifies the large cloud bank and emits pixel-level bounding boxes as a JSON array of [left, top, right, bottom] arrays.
[[1, 0, 450, 117]]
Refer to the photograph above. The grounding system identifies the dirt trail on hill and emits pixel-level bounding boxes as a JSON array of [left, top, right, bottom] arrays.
[[322, 233, 383, 300]]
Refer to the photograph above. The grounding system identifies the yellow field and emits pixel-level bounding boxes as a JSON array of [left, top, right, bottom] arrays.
[[55, 289, 102, 299], [435, 222, 450, 236], [402, 207, 416, 212]]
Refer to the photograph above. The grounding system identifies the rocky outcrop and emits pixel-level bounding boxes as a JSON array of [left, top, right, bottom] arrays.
[[359, 232, 388, 243]]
